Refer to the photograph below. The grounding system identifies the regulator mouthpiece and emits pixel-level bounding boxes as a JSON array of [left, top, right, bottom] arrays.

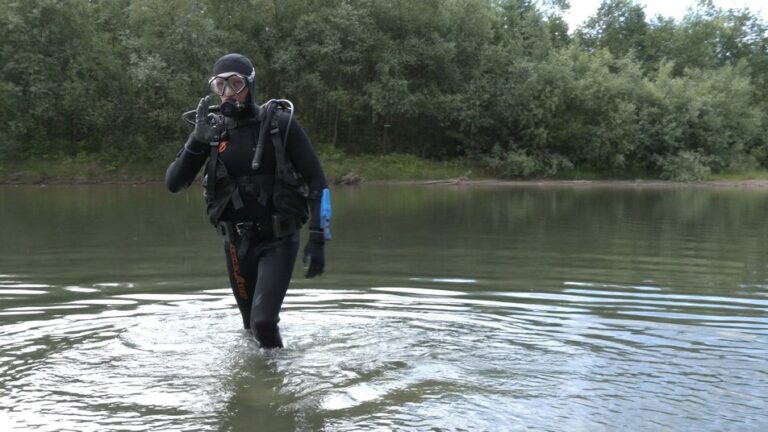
[[220, 99, 245, 117]]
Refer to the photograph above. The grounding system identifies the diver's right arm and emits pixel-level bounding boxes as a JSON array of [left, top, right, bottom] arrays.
[[165, 134, 208, 193], [166, 96, 222, 193]]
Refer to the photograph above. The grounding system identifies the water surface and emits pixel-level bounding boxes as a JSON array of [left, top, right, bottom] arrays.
[[1, 184, 767, 431]]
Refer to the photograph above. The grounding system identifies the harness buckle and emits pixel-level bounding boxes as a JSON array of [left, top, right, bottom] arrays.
[[235, 222, 253, 238]]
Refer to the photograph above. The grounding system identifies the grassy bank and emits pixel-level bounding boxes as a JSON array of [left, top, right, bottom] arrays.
[[0, 158, 169, 184], [3, 150, 768, 185], [708, 171, 768, 181], [0, 149, 485, 185], [317, 148, 485, 182]]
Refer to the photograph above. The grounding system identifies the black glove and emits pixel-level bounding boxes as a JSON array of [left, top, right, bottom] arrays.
[[302, 230, 325, 278], [193, 95, 223, 143]]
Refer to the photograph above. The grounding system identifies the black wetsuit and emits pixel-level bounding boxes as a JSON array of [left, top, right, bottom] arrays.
[[165, 106, 327, 346]]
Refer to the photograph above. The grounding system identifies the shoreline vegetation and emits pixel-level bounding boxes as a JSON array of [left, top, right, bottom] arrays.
[[3, 152, 768, 188], [2, 0, 767, 184]]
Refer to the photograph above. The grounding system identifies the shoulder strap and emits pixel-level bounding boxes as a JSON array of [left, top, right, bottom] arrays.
[[270, 113, 288, 178], [252, 101, 280, 171], [205, 117, 227, 204]]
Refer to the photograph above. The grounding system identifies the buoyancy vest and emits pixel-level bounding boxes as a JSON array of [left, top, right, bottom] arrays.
[[202, 101, 309, 226]]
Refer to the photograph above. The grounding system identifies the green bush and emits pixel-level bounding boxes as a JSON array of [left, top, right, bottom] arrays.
[[1, 0, 767, 180], [482, 146, 537, 178], [657, 150, 712, 181]]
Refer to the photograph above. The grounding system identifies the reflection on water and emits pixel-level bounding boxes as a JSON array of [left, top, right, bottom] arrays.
[[1, 184, 768, 431]]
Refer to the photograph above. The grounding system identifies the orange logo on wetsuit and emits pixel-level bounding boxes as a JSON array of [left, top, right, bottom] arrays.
[[228, 244, 248, 300], [218, 140, 229, 153]]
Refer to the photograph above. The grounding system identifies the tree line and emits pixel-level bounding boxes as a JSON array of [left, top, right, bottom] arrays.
[[1, 0, 766, 179]]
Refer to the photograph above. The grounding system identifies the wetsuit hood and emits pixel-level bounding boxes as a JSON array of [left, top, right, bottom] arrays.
[[213, 53, 257, 119]]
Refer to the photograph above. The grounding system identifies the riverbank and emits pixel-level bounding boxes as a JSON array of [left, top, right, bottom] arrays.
[[375, 178, 768, 189], [3, 156, 768, 188], [0, 153, 479, 185]]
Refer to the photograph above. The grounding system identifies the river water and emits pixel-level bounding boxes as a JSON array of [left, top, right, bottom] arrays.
[[1, 184, 767, 431]]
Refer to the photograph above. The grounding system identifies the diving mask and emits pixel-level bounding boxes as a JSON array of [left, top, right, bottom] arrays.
[[208, 72, 251, 96]]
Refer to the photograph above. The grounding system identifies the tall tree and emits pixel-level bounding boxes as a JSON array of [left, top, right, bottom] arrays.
[[578, 0, 648, 58]]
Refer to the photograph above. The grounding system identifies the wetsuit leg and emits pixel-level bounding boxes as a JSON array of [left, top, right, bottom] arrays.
[[224, 239, 259, 329], [250, 231, 300, 348]]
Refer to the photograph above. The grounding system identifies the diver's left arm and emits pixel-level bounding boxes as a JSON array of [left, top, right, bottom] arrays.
[[283, 116, 328, 231], [283, 116, 328, 278]]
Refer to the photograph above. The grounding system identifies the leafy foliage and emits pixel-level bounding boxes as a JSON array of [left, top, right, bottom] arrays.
[[0, 0, 766, 180]]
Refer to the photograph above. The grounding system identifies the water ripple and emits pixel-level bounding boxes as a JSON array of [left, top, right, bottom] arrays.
[[1, 278, 767, 431]]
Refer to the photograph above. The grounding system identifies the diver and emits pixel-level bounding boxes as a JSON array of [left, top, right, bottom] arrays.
[[165, 53, 331, 348]]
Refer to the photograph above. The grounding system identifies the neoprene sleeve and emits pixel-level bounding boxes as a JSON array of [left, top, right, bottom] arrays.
[[281, 115, 328, 230], [165, 134, 208, 193]]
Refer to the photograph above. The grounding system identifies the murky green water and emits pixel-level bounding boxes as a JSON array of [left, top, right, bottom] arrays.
[[1, 184, 767, 431]]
